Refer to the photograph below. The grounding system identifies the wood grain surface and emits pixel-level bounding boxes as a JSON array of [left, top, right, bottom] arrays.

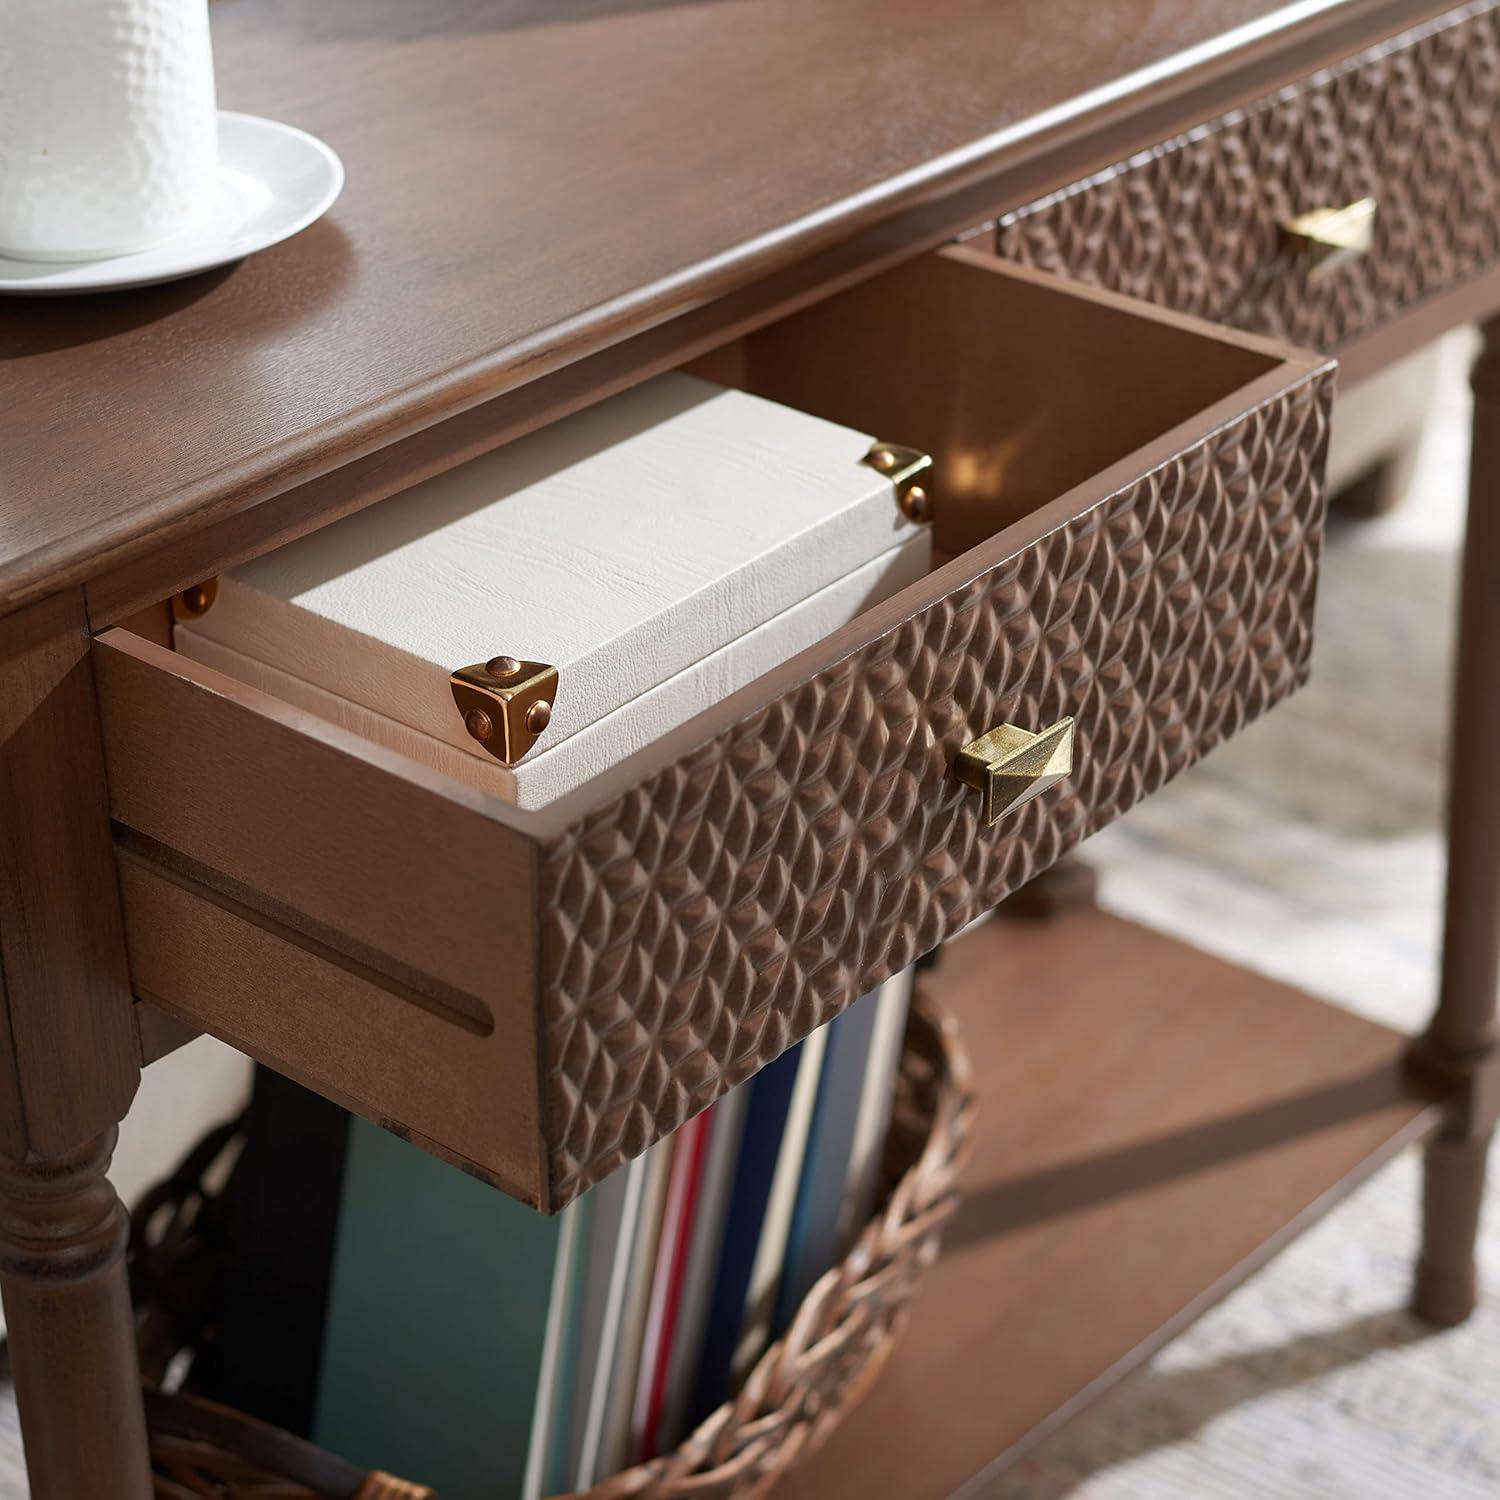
[[0, 593, 139, 1158], [0, 0, 1446, 620], [1412, 315, 1500, 1324], [0, 596, 149, 1498], [93, 627, 537, 1014], [0, 1132, 151, 1499], [772, 911, 1439, 1500], [91, 248, 1330, 1204], [116, 855, 542, 1203], [95, 626, 546, 1200]]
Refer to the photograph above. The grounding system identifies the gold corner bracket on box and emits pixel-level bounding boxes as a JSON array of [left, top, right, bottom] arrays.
[[450, 656, 559, 766], [954, 717, 1075, 827], [863, 441, 934, 523]]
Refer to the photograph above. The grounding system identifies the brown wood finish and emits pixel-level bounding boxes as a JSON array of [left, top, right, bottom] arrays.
[[1004, 855, 1102, 920], [974, 0, 1500, 1336], [1410, 315, 1500, 1324], [144, 1387, 435, 1499], [135, 1001, 203, 1067], [0, 593, 149, 1497], [0, 592, 140, 1156], [1339, 262, 1500, 384], [973, 223, 1500, 388], [117, 853, 541, 1202], [0, 1131, 150, 1500], [0, 0, 1490, 1487], [990, 1, 1500, 360], [694, 247, 1282, 554], [773, 912, 1440, 1500], [94, 628, 544, 1201], [537, 352, 1328, 1204], [0, 0, 1454, 625], [93, 255, 1330, 1206], [521, 252, 1322, 833], [94, 628, 538, 1026]]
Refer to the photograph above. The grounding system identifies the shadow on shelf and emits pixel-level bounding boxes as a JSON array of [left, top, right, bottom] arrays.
[[943, 1059, 1421, 1253]]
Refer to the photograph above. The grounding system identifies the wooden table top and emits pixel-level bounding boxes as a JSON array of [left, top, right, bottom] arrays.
[[0, 0, 1427, 616]]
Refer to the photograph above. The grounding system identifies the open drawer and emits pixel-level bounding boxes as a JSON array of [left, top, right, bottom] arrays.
[[95, 248, 1333, 1211]]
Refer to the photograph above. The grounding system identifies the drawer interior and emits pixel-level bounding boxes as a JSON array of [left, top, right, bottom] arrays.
[[109, 253, 1298, 824], [98, 246, 1329, 1208], [691, 247, 1284, 555], [117, 250, 1301, 784]]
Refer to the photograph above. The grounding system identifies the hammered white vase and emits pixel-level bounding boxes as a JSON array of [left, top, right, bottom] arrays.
[[0, 0, 218, 260]]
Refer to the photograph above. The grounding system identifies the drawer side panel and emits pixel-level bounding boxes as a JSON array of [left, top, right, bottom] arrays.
[[538, 368, 1334, 1206]]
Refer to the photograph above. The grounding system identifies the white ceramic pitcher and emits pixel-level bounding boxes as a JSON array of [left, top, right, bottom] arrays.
[[0, 0, 217, 261]]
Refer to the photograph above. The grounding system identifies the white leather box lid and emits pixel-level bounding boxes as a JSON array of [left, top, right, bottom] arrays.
[[180, 373, 924, 767], [179, 533, 930, 810]]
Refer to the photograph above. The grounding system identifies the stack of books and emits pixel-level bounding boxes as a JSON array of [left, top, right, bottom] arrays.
[[312, 967, 916, 1500]]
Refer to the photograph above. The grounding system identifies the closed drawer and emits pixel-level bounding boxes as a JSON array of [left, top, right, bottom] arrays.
[[95, 249, 1332, 1211], [992, 2, 1500, 352]]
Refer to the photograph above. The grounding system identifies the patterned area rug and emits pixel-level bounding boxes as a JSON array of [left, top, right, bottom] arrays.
[[986, 335, 1500, 1498]]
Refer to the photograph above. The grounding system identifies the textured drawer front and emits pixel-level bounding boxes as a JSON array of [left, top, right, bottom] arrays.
[[540, 380, 1329, 1202], [993, 1, 1500, 351], [97, 253, 1332, 1209]]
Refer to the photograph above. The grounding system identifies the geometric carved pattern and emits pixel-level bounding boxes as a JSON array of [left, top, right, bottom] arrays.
[[539, 368, 1334, 1206], [994, 2, 1500, 350]]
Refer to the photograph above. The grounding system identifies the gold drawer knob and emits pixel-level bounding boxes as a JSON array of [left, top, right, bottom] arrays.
[[954, 717, 1075, 827], [1278, 197, 1376, 281]]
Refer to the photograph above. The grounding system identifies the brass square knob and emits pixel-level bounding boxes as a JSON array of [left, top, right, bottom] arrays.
[[1278, 197, 1376, 282], [953, 717, 1075, 827]]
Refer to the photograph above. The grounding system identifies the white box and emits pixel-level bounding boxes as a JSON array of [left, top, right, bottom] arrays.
[[177, 373, 930, 808]]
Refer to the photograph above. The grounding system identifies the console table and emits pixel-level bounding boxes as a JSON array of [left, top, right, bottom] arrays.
[[1, 2, 1496, 1495]]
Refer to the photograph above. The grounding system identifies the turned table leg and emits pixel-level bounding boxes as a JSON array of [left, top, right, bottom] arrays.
[[0, 1130, 150, 1498], [1412, 317, 1500, 1326], [0, 592, 150, 1489]]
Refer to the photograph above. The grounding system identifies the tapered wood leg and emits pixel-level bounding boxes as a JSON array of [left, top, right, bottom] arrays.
[[1416, 1134, 1491, 1326], [0, 1129, 151, 1499], [1412, 317, 1500, 1326]]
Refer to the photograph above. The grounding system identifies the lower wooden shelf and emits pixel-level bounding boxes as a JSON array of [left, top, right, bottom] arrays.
[[774, 907, 1440, 1500]]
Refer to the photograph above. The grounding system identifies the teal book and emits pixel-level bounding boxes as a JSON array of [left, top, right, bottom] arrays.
[[313, 1118, 570, 1500]]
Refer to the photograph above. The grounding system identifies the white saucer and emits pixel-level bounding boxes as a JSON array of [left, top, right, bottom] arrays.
[[0, 112, 344, 295]]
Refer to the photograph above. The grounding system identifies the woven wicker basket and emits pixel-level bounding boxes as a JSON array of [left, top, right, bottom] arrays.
[[133, 987, 974, 1500]]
